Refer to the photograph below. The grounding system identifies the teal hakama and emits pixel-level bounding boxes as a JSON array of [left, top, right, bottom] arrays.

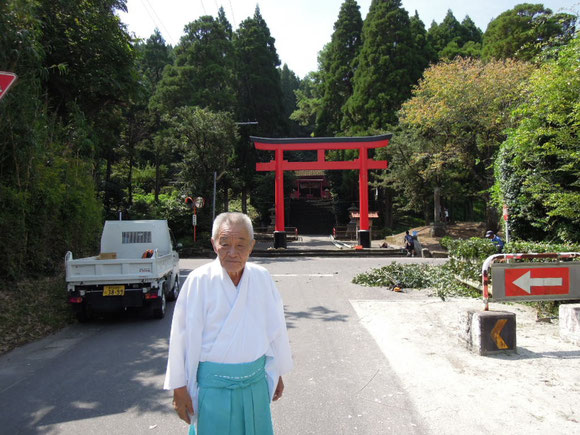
[[189, 356, 274, 435]]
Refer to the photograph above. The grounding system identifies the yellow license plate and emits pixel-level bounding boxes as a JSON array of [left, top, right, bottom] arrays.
[[103, 285, 125, 296]]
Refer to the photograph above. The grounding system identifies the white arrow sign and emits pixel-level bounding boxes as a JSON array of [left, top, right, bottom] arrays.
[[513, 271, 563, 294]]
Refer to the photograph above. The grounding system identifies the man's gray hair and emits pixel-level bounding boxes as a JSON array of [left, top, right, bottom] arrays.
[[212, 212, 254, 240]]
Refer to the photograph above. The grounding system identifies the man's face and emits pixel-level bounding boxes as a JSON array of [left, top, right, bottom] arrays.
[[211, 222, 255, 277]]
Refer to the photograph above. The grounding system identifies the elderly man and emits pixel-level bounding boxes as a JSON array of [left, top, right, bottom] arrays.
[[165, 212, 293, 434]]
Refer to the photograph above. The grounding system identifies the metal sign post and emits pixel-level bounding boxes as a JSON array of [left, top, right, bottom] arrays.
[[502, 204, 510, 243], [186, 196, 205, 243]]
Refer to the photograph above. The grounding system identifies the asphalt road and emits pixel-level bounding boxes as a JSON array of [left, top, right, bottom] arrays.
[[0, 256, 445, 434]]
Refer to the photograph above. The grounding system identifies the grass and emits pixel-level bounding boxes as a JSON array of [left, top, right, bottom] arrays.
[[0, 274, 75, 355]]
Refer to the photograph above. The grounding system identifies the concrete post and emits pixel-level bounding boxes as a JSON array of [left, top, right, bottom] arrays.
[[559, 304, 580, 346], [458, 310, 517, 356]]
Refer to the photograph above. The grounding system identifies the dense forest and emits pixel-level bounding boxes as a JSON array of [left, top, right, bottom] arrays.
[[1, 0, 578, 282]]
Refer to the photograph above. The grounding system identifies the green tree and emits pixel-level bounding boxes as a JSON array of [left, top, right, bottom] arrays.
[[38, 0, 136, 120], [124, 29, 177, 209], [428, 11, 483, 59], [0, 0, 110, 279], [495, 36, 580, 242], [342, 0, 421, 131], [290, 72, 323, 135], [135, 29, 173, 96], [165, 106, 238, 203], [428, 10, 463, 54], [152, 15, 235, 112], [460, 16, 483, 46], [482, 3, 576, 61], [233, 6, 286, 136], [410, 11, 436, 67], [217, 6, 233, 38], [373, 128, 468, 226], [232, 7, 287, 217], [279, 64, 304, 137], [399, 58, 534, 228], [315, 0, 363, 137], [35, 0, 139, 218]]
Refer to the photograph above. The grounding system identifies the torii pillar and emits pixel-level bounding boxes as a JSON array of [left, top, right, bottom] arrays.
[[251, 135, 391, 248]]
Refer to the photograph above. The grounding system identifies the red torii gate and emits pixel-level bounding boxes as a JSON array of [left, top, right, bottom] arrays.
[[251, 135, 391, 248]]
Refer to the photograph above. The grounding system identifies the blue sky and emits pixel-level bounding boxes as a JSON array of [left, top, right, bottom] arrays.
[[119, 0, 579, 78]]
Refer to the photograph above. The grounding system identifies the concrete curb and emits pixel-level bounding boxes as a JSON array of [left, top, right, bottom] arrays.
[[180, 248, 409, 258]]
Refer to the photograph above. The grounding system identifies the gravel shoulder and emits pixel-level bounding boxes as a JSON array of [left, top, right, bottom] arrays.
[[351, 294, 580, 435]]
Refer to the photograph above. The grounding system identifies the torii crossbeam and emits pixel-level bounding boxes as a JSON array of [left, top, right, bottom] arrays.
[[251, 135, 391, 248]]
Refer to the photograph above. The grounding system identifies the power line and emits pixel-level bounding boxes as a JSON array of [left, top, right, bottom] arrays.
[[228, 0, 236, 28], [142, 0, 176, 45], [199, 0, 206, 14], [139, 0, 159, 34]]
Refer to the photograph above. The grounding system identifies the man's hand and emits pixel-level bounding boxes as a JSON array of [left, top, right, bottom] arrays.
[[173, 386, 194, 424], [272, 376, 284, 401]]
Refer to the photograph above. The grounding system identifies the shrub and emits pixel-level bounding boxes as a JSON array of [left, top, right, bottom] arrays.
[[353, 238, 580, 308]]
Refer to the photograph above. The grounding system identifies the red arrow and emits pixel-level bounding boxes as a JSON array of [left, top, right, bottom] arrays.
[[0, 72, 18, 101], [505, 267, 569, 297]]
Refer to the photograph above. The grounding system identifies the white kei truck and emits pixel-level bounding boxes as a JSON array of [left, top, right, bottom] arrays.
[[65, 220, 181, 321]]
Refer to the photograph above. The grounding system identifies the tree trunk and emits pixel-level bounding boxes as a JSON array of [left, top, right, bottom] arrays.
[[424, 200, 431, 225], [242, 187, 248, 214], [383, 189, 393, 228], [104, 157, 112, 216], [433, 187, 441, 224], [154, 154, 160, 203], [485, 200, 500, 233], [223, 185, 229, 212], [431, 187, 446, 237], [127, 153, 134, 207]]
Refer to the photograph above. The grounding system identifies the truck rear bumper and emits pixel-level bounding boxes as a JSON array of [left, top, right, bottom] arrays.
[[83, 289, 146, 312], [69, 288, 159, 314]]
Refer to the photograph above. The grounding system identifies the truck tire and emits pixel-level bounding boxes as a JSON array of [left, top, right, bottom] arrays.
[[76, 307, 91, 323], [167, 274, 180, 302], [152, 291, 166, 319]]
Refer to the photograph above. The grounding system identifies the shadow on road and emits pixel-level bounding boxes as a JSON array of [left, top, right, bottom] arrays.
[[284, 305, 349, 329], [1, 299, 177, 433], [493, 347, 580, 360]]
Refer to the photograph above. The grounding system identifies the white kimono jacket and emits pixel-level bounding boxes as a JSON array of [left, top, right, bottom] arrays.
[[164, 259, 293, 414]]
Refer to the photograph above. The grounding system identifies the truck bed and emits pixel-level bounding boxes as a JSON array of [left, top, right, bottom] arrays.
[[65, 252, 175, 284]]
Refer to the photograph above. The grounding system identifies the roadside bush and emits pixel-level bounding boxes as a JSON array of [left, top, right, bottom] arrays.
[[0, 275, 74, 355], [353, 238, 580, 307], [128, 191, 206, 245], [441, 237, 580, 314], [440, 236, 498, 260], [505, 241, 580, 255]]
